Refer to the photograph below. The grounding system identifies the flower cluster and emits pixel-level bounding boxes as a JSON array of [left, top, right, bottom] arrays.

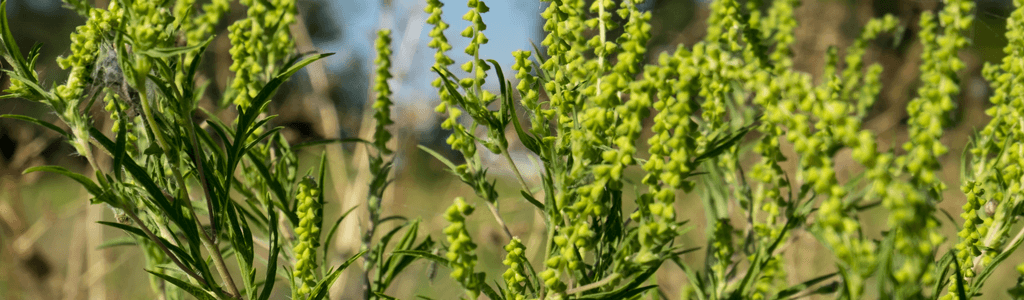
[[427, 0, 477, 162], [637, 47, 698, 263], [373, 30, 395, 155], [945, 0, 1024, 298], [458, 0, 492, 96], [228, 0, 297, 107], [179, 0, 230, 45], [55, 3, 123, 105], [502, 237, 529, 300], [444, 197, 483, 298], [293, 177, 323, 295]]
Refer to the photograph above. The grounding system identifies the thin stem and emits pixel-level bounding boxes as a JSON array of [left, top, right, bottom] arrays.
[[539, 212, 557, 299], [199, 221, 241, 299], [501, 150, 531, 192], [485, 201, 513, 241], [138, 85, 241, 299], [185, 113, 219, 242]]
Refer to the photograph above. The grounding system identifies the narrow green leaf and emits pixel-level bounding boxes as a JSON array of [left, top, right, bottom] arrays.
[[23, 166, 104, 199], [146, 270, 218, 300], [418, 145, 458, 172], [932, 251, 955, 299], [775, 272, 838, 298], [293, 137, 372, 149], [970, 229, 1024, 294], [309, 249, 367, 300], [520, 190, 545, 212], [0, 1, 28, 73], [98, 221, 195, 268], [373, 292, 399, 300], [96, 236, 137, 250], [322, 205, 359, 273], [381, 221, 423, 288], [0, 114, 68, 137], [695, 123, 754, 163], [391, 250, 449, 266], [137, 38, 212, 58], [480, 282, 505, 300], [951, 249, 969, 300], [245, 151, 298, 225], [316, 151, 328, 237], [257, 211, 280, 300]]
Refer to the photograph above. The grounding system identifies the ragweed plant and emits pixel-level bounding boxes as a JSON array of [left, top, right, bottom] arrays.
[[0, 0, 366, 299], [10, 0, 1024, 299], [413, 0, 1024, 299]]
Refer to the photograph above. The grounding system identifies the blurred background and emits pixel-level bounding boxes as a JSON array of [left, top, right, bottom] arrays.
[[0, 0, 1019, 299]]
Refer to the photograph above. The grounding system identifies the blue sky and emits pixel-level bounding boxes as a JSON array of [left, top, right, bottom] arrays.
[[317, 0, 544, 114]]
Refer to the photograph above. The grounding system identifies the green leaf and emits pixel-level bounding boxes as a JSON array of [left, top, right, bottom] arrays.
[[951, 249, 969, 300], [136, 38, 212, 58], [111, 102, 128, 180], [0, 114, 68, 137], [322, 205, 359, 272], [245, 151, 297, 225], [418, 145, 458, 172], [146, 270, 218, 300], [381, 222, 427, 289], [98, 221, 195, 266], [23, 166, 105, 201], [391, 250, 449, 267], [2, 71, 49, 99], [96, 236, 137, 250], [519, 190, 545, 212], [257, 211, 280, 300], [480, 282, 505, 300], [0, 1, 29, 75], [775, 272, 838, 298], [695, 122, 755, 163], [309, 249, 367, 300], [931, 251, 955, 299], [373, 292, 399, 300], [970, 229, 1024, 295], [225, 204, 255, 291], [316, 151, 328, 234], [672, 257, 708, 300], [293, 137, 372, 149]]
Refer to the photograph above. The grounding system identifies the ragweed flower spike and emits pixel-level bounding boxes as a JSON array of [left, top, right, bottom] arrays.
[[445, 197, 484, 299], [228, 0, 298, 107], [293, 177, 323, 296], [373, 29, 395, 156], [502, 237, 529, 300], [427, 0, 477, 163]]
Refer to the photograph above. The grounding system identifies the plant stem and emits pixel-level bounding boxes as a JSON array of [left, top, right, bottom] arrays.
[[540, 211, 557, 299], [485, 201, 513, 240], [199, 223, 241, 299], [138, 88, 241, 299], [501, 150, 531, 193], [184, 112, 219, 241]]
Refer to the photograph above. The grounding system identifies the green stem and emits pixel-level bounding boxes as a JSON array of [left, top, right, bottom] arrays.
[[138, 86, 241, 299], [540, 212, 557, 299], [501, 150, 530, 193]]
